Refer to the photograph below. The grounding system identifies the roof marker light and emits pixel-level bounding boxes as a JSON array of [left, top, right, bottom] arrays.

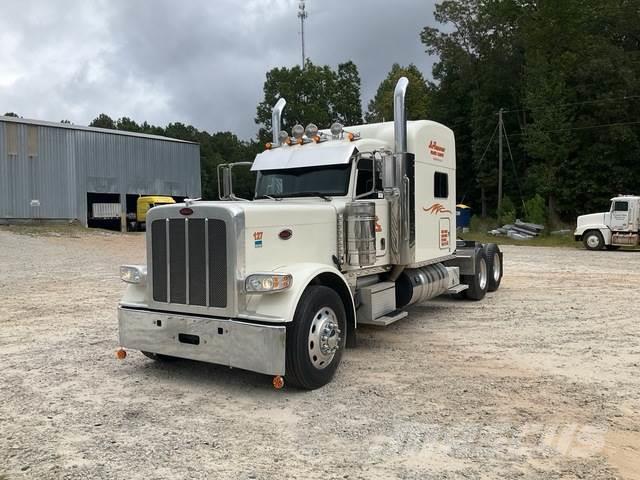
[[278, 130, 290, 145], [305, 123, 318, 139], [292, 124, 304, 140], [330, 122, 343, 138]]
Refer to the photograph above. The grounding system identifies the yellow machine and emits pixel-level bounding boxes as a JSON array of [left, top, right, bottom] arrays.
[[132, 196, 176, 230]]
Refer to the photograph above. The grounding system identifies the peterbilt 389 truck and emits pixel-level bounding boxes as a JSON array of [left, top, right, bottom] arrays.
[[117, 77, 504, 389]]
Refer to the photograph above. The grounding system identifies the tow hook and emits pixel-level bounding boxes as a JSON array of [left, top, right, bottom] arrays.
[[116, 348, 127, 360], [272, 375, 285, 390]]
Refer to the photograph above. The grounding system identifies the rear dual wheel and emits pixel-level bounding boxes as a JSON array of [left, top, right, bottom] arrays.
[[463, 247, 488, 300]]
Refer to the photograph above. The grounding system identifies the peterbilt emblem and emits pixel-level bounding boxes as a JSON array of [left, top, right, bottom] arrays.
[[179, 207, 193, 216], [279, 229, 293, 240], [423, 203, 451, 215]]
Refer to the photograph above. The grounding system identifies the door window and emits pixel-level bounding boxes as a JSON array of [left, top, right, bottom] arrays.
[[613, 201, 628, 212]]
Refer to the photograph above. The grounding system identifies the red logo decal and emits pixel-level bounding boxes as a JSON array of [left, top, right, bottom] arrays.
[[423, 203, 452, 215], [428, 140, 446, 159]]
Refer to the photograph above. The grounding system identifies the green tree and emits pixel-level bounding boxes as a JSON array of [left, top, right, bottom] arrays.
[[90, 113, 116, 129], [365, 63, 432, 123], [255, 60, 363, 142], [116, 117, 141, 132]]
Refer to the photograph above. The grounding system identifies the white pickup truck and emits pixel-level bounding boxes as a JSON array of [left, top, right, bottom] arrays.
[[575, 195, 640, 250]]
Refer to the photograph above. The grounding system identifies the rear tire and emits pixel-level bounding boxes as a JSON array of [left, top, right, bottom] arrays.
[[583, 230, 604, 250], [484, 243, 503, 292], [463, 248, 488, 301], [286, 285, 346, 390]]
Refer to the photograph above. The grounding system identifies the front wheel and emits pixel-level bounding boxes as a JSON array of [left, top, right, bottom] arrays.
[[583, 231, 604, 250], [286, 285, 346, 390]]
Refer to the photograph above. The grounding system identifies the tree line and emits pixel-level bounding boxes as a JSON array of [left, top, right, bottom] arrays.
[[8, 0, 637, 224]]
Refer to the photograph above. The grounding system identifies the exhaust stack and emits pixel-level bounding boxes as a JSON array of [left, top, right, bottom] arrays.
[[271, 98, 287, 144], [388, 76, 414, 266], [394, 77, 409, 156]]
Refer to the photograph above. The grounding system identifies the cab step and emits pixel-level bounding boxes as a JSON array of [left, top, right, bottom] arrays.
[[358, 310, 408, 326]]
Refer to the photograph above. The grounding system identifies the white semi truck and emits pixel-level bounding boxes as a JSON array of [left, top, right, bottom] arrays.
[[117, 77, 504, 389], [574, 195, 640, 250]]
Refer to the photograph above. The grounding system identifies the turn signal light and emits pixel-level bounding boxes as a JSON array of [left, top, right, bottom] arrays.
[[116, 348, 127, 360], [346, 132, 355, 141], [265, 142, 273, 150]]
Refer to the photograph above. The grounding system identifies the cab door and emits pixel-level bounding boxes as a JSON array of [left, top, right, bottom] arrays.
[[610, 200, 629, 231]]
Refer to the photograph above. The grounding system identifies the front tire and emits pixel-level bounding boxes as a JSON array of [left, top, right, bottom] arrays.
[[583, 230, 604, 250], [463, 247, 489, 301], [286, 285, 346, 390]]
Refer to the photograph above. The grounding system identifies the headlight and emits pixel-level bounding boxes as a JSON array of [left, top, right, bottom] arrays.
[[245, 273, 292, 294], [120, 265, 147, 284]]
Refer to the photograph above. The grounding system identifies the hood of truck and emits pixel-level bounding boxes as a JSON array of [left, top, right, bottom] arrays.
[[148, 199, 339, 271], [240, 201, 338, 271], [577, 212, 609, 228]]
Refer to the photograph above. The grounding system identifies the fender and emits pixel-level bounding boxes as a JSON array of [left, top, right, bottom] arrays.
[[574, 224, 611, 244], [241, 262, 356, 329]]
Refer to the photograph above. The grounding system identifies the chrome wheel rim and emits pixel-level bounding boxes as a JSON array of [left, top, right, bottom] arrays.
[[308, 307, 341, 370], [587, 235, 600, 249], [493, 253, 501, 282], [478, 257, 488, 291]]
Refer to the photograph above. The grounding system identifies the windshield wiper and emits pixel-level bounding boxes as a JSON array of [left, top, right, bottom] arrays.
[[254, 194, 281, 201], [273, 192, 333, 201]]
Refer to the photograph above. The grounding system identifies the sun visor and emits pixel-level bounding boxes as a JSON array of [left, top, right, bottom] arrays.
[[251, 143, 356, 171]]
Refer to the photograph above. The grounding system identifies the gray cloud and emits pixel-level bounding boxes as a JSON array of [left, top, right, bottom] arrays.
[[0, 0, 438, 139]]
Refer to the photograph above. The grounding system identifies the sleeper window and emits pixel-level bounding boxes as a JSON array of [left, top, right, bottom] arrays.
[[434, 172, 448, 198]]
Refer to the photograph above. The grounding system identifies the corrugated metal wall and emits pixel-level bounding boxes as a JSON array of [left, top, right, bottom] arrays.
[[0, 119, 201, 224]]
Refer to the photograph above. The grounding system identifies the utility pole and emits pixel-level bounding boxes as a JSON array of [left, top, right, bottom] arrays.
[[497, 108, 504, 218], [298, 1, 307, 68]]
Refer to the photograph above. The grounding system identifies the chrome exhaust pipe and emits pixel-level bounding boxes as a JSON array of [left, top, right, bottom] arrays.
[[389, 76, 414, 266], [394, 77, 409, 156], [271, 98, 287, 144]]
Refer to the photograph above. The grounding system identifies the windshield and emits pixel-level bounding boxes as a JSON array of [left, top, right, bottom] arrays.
[[255, 164, 351, 198]]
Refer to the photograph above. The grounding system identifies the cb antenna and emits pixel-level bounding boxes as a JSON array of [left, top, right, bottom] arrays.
[[298, 0, 308, 68]]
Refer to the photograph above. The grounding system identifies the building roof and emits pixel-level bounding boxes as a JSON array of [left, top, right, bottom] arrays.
[[0, 115, 198, 145]]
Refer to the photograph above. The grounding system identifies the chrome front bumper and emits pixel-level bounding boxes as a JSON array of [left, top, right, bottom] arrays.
[[118, 307, 286, 376]]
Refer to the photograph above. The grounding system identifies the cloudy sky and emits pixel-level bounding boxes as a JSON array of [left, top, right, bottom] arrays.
[[0, 0, 438, 139]]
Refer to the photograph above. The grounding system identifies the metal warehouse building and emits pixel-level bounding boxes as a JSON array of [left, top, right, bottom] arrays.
[[0, 115, 200, 231]]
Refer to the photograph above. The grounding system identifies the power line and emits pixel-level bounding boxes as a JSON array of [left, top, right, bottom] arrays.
[[509, 119, 640, 136], [502, 123, 527, 215], [502, 95, 640, 114]]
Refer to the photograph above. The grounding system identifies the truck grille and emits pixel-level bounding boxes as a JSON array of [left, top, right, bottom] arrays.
[[150, 218, 227, 307]]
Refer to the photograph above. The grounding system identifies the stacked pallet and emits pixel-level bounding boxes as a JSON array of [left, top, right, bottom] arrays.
[[489, 219, 544, 240]]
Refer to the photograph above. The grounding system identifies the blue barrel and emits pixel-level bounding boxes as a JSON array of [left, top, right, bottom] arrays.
[[456, 204, 472, 228]]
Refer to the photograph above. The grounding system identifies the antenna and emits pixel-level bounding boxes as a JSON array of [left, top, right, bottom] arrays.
[[297, 0, 307, 68]]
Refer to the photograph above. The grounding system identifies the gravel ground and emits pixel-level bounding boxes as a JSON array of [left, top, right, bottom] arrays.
[[0, 227, 639, 479]]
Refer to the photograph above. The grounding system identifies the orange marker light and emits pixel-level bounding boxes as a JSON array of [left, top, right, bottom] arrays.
[[265, 142, 273, 150], [313, 135, 321, 143], [116, 348, 127, 360], [273, 375, 285, 389], [346, 132, 354, 142]]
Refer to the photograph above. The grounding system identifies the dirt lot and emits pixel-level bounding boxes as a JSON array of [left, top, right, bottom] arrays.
[[0, 227, 639, 479]]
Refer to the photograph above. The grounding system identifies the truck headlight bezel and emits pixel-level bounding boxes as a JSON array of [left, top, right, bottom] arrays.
[[245, 273, 293, 294], [120, 265, 147, 284]]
